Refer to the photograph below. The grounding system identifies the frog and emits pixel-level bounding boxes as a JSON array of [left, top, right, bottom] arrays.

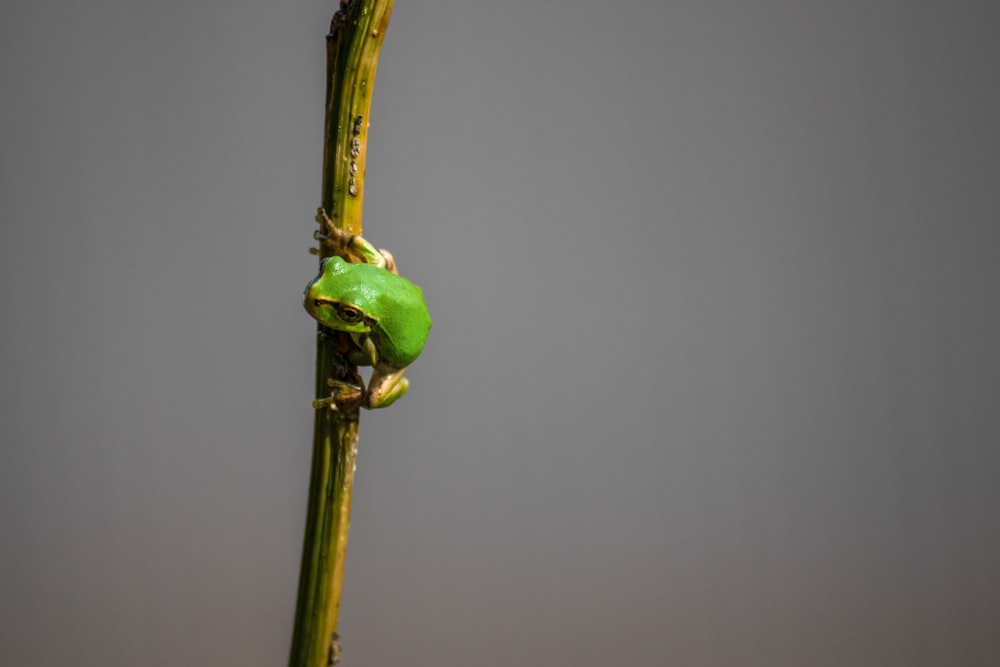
[[303, 207, 431, 411]]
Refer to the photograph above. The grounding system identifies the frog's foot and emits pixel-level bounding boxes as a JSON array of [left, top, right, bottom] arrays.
[[312, 379, 364, 412], [312, 207, 352, 257], [312, 207, 395, 270]]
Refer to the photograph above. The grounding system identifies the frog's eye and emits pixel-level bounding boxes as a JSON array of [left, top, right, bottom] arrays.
[[337, 304, 363, 323]]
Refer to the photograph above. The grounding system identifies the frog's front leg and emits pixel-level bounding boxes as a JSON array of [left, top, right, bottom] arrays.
[[355, 335, 409, 409], [312, 378, 365, 412], [364, 366, 411, 410], [313, 207, 398, 274], [311, 370, 410, 411]]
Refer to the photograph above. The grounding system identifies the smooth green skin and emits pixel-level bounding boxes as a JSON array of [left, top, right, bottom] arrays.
[[304, 254, 431, 410]]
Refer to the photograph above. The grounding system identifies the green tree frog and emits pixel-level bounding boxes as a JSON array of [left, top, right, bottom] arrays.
[[304, 208, 431, 411]]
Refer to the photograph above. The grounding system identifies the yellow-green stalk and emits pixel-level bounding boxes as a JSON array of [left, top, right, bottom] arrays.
[[289, 2, 394, 665]]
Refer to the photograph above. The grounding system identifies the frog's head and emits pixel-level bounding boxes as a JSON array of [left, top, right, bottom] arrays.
[[303, 256, 377, 334]]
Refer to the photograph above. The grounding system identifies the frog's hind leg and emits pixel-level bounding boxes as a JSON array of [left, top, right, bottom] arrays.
[[313, 207, 399, 273], [313, 207, 397, 272], [378, 248, 397, 274]]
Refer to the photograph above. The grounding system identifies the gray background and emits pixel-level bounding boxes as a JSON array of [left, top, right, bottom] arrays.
[[2, 1, 999, 665]]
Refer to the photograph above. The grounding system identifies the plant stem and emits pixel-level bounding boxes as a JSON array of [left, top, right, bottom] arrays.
[[289, 2, 394, 665]]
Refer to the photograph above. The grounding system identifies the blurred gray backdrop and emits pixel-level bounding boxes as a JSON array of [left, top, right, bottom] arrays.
[[2, 1, 999, 665]]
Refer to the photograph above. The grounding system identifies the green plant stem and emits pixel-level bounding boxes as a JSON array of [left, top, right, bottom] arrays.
[[289, 2, 394, 665]]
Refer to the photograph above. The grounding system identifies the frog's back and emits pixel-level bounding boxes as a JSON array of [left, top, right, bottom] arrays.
[[345, 263, 431, 368]]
